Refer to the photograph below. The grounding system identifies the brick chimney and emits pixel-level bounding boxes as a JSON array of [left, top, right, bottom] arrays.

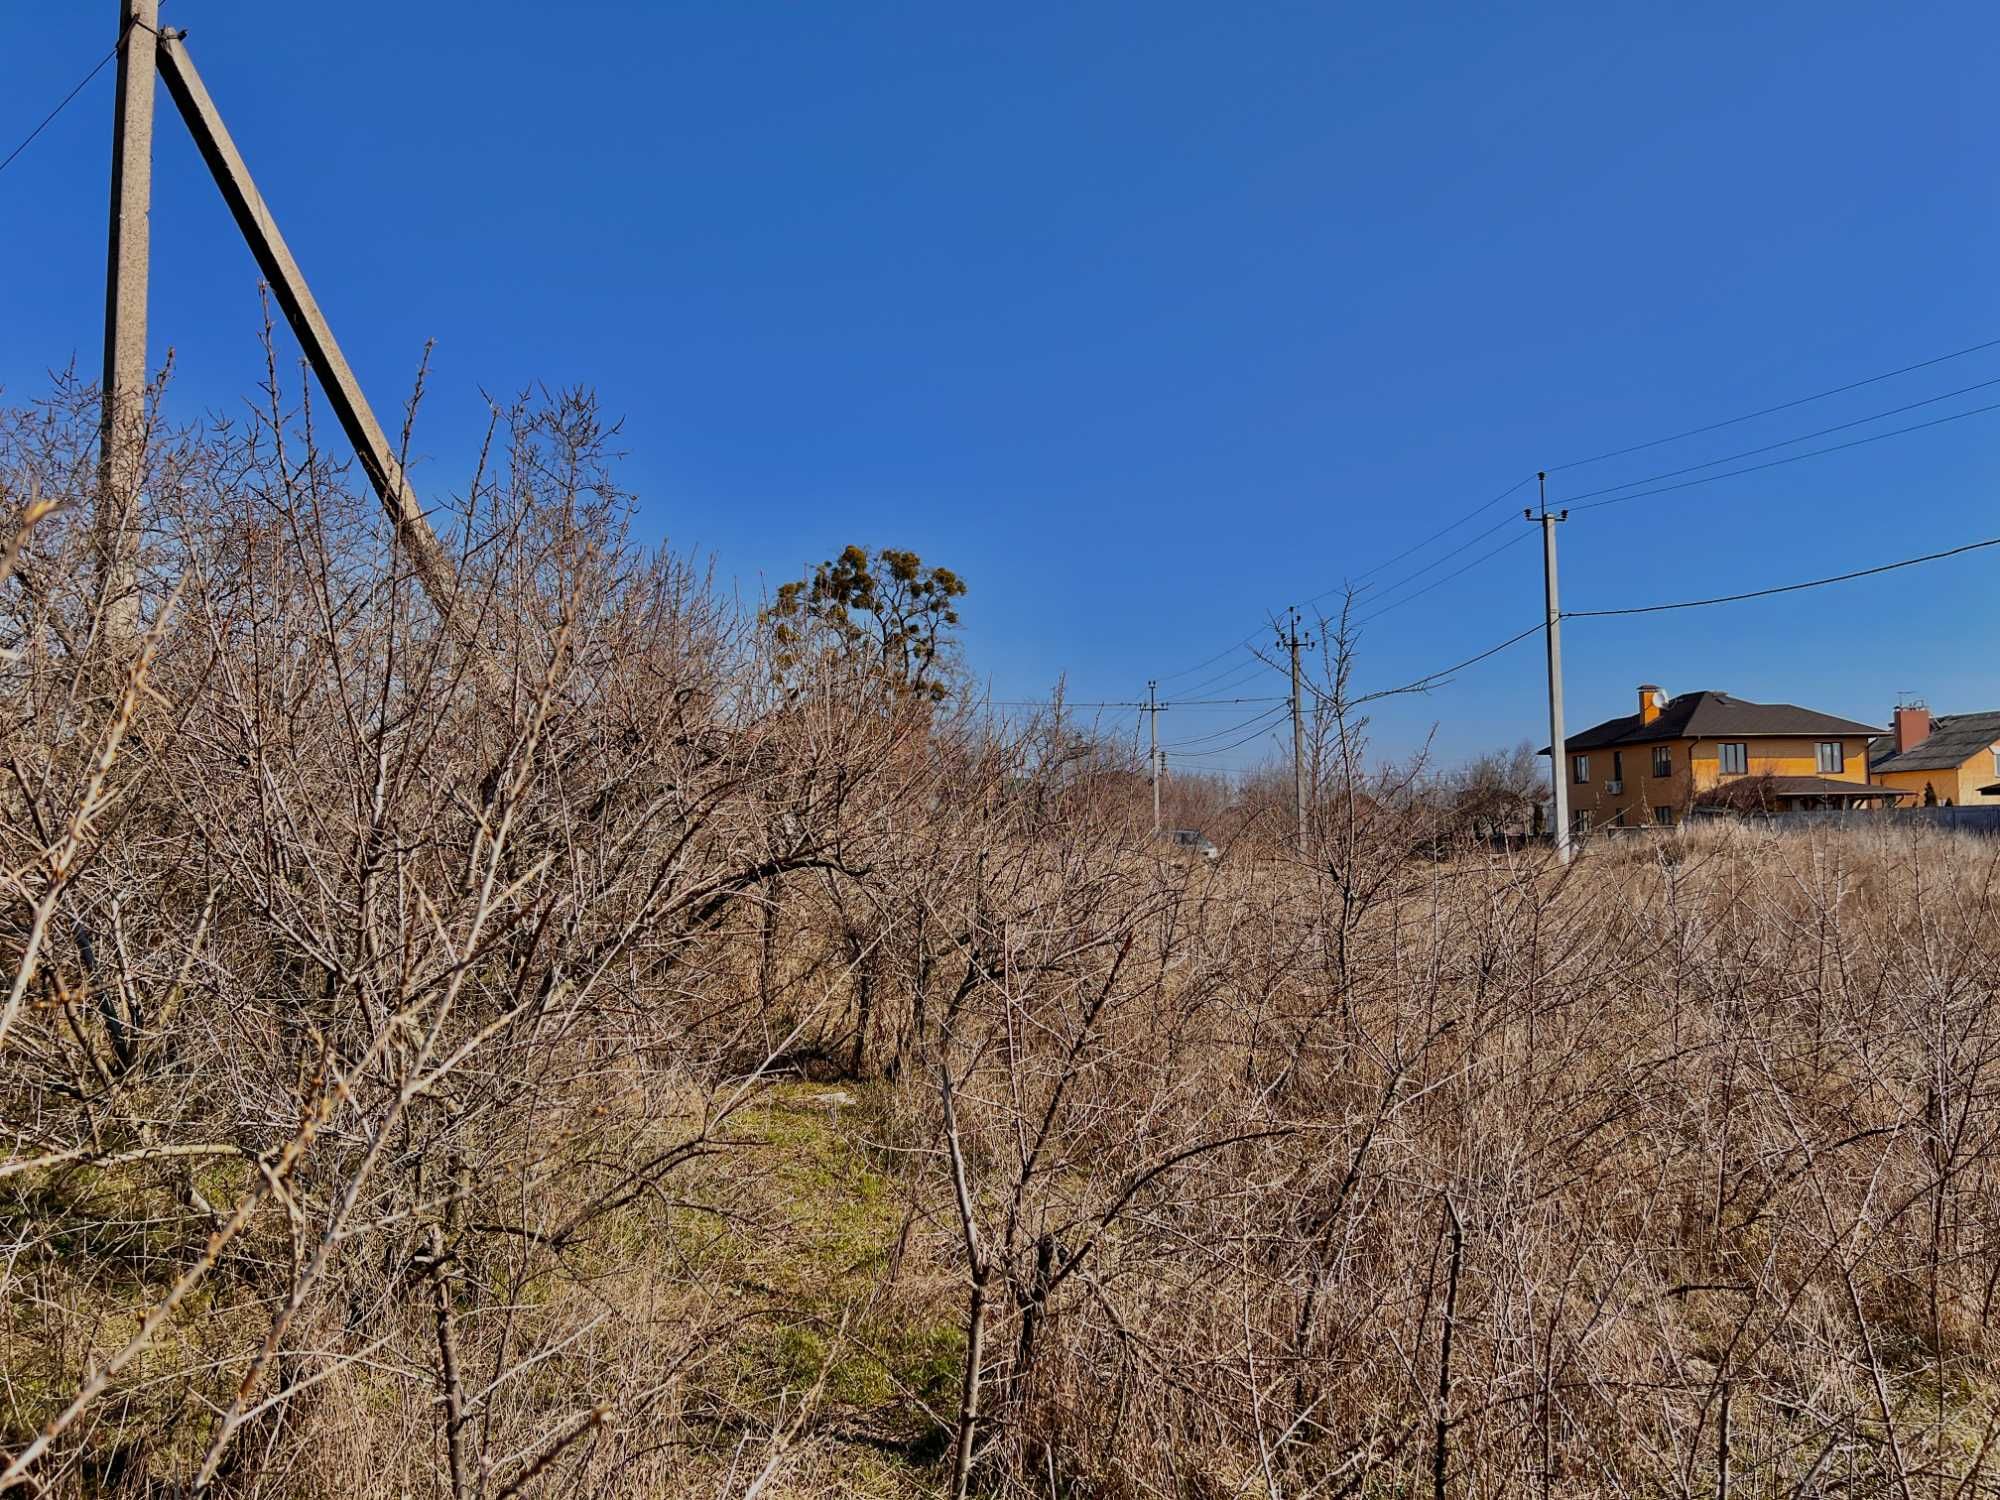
[[1893, 704, 1932, 754], [1638, 684, 1664, 726]]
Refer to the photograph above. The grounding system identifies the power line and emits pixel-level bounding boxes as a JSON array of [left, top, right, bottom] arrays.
[[1276, 519, 2000, 748], [1162, 704, 1288, 751], [1311, 367, 2000, 714], [1336, 521, 2000, 707], [1114, 526, 2000, 775], [1565, 530, 2000, 619], [1337, 514, 1525, 624], [1167, 710, 1291, 759], [1336, 511, 1518, 608], [1360, 623, 1546, 702], [1546, 334, 2000, 474], [0, 38, 122, 180], [1324, 333, 2000, 599], [983, 699, 1150, 709], [1323, 336, 2000, 601], [998, 524, 2000, 779], [1168, 700, 1296, 712], [984, 695, 1286, 709], [1172, 651, 1274, 700], [1133, 332, 2000, 702], [1349, 529, 1535, 631], [1154, 479, 1535, 681], [1568, 399, 2000, 513], [1553, 372, 2000, 508], [1162, 495, 1531, 692], [1339, 474, 1538, 588], [1155, 629, 1264, 685], [1288, 624, 1552, 716]]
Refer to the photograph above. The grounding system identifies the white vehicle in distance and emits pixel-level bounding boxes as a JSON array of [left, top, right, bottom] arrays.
[[1161, 828, 1220, 861]]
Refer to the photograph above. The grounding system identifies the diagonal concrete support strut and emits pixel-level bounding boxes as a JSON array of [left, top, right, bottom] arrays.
[[154, 30, 494, 685]]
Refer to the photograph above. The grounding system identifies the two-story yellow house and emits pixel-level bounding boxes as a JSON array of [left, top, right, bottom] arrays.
[[1867, 704, 2000, 806], [1546, 684, 1902, 833]]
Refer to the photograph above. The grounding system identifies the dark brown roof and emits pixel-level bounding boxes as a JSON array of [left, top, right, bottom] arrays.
[[1868, 710, 2000, 774], [1542, 691, 1882, 754], [1760, 776, 1910, 800]]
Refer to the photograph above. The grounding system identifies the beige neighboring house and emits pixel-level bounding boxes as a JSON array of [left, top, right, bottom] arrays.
[[1868, 704, 2000, 806]]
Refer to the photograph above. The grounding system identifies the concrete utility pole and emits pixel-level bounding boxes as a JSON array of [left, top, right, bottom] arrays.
[[1529, 473, 1572, 863], [97, 0, 159, 645], [1278, 607, 1313, 852], [153, 30, 487, 675], [1147, 679, 1161, 834]]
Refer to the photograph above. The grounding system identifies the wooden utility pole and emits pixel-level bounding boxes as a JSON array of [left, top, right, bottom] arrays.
[[97, 0, 159, 644], [1278, 607, 1313, 852], [1529, 474, 1572, 863]]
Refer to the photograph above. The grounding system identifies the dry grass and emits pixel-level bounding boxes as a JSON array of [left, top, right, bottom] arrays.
[[2, 377, 1998, 1497]]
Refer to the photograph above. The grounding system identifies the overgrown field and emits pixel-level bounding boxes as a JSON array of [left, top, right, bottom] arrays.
[[2, 385, 1997, 1496]]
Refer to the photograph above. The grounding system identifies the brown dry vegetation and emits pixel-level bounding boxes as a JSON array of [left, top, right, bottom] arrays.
[[2, 375, 1999, 1497]]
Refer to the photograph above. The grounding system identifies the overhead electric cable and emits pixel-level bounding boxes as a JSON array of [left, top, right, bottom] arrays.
[[983, 698, 1150, 710], [1172, 652, 1274, 700], [1300, 621, 1547, 709], [1321, 336, 2000, 600], [1568, 400, 2000, 512], [1349, 529, 1535, 630], [1319, 511, 1520, 615], [1115, 332, 2000, 705], [1545, 334, 2000, 474], [1155, 629, 1264, 685], [1162, 704, 1289, 751], [1553, 373, 2000, 507], [0, 36, 121, 179], [983, 695, 1285, 710], [1327, 334, 2000, 604], [1345, 474, 1538, 585], [1167, 712, 1291, 758], [1565, 531, 2000, 618]]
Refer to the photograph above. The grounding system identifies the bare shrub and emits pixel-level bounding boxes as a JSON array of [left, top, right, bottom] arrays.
[[2, 371, 1998, 1498]]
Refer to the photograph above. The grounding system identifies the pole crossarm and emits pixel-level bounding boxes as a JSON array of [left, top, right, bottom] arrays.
[[152, 30, 495, 689]]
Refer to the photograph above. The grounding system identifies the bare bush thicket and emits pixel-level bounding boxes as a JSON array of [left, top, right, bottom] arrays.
[[2, 374, 1998, 1497]]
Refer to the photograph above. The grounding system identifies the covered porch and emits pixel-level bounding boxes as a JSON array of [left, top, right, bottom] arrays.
[[1761, 776, 1913, 812]]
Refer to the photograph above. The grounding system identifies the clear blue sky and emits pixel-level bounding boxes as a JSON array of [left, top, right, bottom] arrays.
[[4, 2, 1996, 772]]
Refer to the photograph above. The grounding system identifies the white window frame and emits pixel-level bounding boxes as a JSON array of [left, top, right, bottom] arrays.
[[1571, 808, 1591, 836], [1816, 741, 1844, 774], [1718, 742, 1748, 775], [1572, 754, 1589, 784]]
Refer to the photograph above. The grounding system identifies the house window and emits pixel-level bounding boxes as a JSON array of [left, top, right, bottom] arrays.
[[1991, 747, 1999, 779], [1652, 745, 1672, 777], [1816, 741, 1844, 774], [1718, 742, 1748, 775], [1571, 809, 1591, 836], [1653, 804, 1674, 826], [1611, 751, 1624, 782], [1572, 755, 1589, 784]]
